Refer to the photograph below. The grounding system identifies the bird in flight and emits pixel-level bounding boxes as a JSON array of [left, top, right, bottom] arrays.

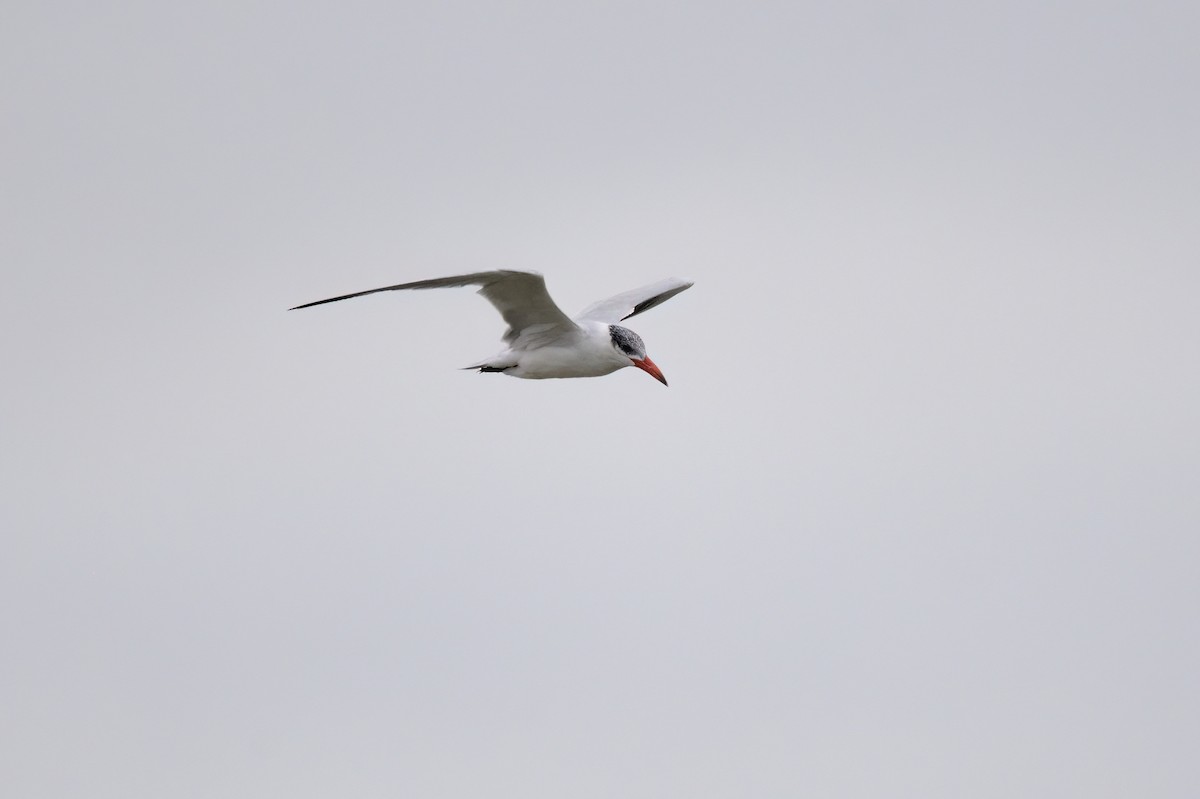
[[290, 270, 693, 386]]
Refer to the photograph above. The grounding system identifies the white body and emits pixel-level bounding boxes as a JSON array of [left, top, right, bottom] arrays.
[[490, 321, 630, 379]]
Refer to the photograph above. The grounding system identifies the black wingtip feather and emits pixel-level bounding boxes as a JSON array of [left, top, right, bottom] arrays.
[[619, 280, 694, 321]]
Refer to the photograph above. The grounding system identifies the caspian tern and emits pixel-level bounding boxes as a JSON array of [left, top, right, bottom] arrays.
[[290, 271, 693, 386]]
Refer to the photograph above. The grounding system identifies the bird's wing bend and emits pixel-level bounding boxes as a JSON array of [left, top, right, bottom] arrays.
[[574, 277, 694, 323], [290, 270, 580, 345]]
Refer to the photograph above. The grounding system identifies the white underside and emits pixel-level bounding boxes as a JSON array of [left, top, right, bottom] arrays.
[[475, 321, 631, 379]]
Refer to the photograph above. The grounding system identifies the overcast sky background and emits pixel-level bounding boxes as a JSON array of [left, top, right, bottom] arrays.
[[2, 1, 1198, 797]]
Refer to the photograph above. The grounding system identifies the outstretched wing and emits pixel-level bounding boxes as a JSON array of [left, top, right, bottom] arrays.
[[574, 277, 694, 323], [290, 270, 580, 346]]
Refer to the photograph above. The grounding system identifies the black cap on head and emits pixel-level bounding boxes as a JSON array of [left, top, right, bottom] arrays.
[[608, 325, 647, 360]]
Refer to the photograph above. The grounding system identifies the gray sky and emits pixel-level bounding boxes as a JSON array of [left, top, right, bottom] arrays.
[[2, 1, 1198, 796]]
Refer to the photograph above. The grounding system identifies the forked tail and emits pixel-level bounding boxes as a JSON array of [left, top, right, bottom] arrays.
[[461, 354, 518, 374]]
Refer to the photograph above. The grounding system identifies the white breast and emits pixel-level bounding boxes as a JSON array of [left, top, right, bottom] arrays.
[[506, 321, 629, 379]]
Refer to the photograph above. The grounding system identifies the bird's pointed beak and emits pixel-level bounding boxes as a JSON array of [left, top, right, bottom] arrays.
[[631, 356, 668, 386]]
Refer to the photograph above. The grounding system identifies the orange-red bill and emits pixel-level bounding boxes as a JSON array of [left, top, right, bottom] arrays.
[[631, 356, 668, 386]]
